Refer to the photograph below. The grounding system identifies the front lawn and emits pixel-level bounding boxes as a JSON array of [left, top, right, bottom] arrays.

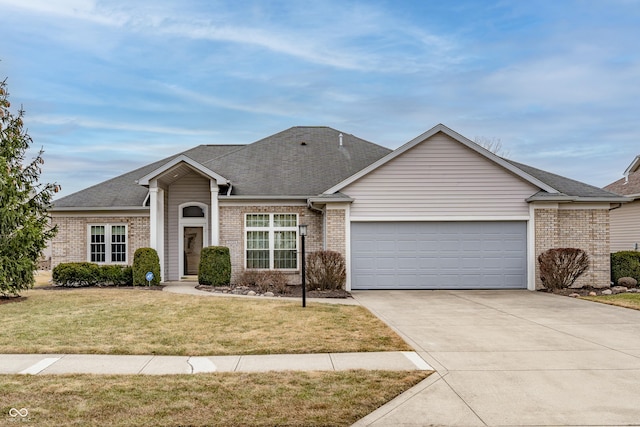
[[0, 288, 411, 355], [581, 292, 640, 310], [2, 370, 430, 426], [0, 288, 428, 426]]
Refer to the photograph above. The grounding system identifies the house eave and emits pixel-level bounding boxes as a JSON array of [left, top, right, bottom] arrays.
[[307, 196, 354, 204], [526, 195, 631, 203], [50, 206, 150, 212], [218, 195, 310, 200], [137, 154, 230, 186], [623, 155, 640, 177]]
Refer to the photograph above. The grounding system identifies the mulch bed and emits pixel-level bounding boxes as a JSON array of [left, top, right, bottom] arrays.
[[37, 285, 166, 291], [539, 286, 638, 296], [0, 296, 27, 305], [196, 284, 352, 299]]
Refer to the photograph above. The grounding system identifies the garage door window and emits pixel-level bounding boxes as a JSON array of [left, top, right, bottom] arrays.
[[245, 214, 298, 270]]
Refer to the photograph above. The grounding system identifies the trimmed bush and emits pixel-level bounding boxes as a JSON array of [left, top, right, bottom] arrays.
[[236, 269, 290, 294], [538, 248, 589, 289], [306, 251, 346, 291], [257, 270, 289, 294], [132, 248, 161, 286], [52, 262, 101, 287], [100, 265, 133, 286], [611, 251, 640, 284], [198, 246, 231, 286]]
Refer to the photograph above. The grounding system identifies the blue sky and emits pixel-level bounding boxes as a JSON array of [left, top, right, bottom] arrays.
[[2, 0, 639, 197]]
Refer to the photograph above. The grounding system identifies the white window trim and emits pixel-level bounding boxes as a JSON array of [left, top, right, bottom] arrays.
[[87, 223, 128, 264], [178, 202, 209, 278], [245, 213, 299, 270]]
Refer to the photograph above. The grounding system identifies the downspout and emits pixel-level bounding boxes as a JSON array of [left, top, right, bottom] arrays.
[[307, 199, 325, 214], [307, 199, 326, 249], [226, 181, 233, 196], [609, 203, 623, 211]]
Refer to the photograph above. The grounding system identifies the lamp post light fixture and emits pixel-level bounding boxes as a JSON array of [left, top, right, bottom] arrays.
[[299, 224, 308, 308]]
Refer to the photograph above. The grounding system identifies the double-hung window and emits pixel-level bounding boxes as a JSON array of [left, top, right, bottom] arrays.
[[245, 214, 298, 269], [88, 224, 128, 263]]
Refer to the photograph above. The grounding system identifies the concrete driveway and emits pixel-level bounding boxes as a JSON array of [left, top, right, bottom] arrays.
[[352, 290, 640, 426]]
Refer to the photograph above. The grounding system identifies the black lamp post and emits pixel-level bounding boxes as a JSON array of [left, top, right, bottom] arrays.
[[299, 224, 308, 308]]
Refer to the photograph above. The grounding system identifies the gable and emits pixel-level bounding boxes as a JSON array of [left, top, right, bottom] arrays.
[[342, 131, 540, 218]]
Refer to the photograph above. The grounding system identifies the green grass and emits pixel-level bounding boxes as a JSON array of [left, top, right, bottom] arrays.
[[1, 370, 431, 426], [581, 292, 640, 310], [0, 288, 411, 355]]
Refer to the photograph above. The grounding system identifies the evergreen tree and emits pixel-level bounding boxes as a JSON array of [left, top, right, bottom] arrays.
[[0, 78, 59, 297]]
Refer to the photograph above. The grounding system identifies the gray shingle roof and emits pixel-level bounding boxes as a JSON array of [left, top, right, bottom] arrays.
[[604, 155, 640, 197], [505, 159, 626, 201], [53, 126, 625, 210], [209, 126, 392, 196], [53, 146, 242, 208], [605, 172, 640, 197], [53, 127, 391, 208]]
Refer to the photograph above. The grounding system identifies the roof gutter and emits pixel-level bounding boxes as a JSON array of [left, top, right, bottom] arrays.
[[307, 199, 325, 214], [525, 195, 631, 203], [218, 195, 309, 200], [50, 206, 150, 212]]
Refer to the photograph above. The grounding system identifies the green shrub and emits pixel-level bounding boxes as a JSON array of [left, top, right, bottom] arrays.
[[198, 246, 231, 286], [52, 262, 101, 287], [538, 248, 589, 289], [306, 251, 346, 291], [611, 251, 640, 284], [132, 248, 161, 286], [100, 265, 133, 286]]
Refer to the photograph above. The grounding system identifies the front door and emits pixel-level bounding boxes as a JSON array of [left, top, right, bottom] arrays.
[[183, 227, 203, 276]]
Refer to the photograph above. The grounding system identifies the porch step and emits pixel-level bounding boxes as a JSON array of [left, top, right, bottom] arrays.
[[181, 276, 198, 282]]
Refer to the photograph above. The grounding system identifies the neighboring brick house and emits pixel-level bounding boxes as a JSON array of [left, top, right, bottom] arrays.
[[50, 124, 625, 290], [604, 155, 640, 252]]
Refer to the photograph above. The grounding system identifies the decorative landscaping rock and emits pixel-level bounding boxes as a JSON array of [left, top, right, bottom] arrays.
[[611, 286, 628, 294], [247, 291, 256, 296], [588, 291, 597, 296], [264, 292, 275, 297], [618, 277, 638, 287], [628, 288, 639, 293], [601, 289, 612, 295], [568, 293, 580, 298]]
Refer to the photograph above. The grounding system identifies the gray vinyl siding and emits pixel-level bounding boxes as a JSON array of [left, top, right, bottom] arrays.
[[610, 200, 640, 252], [163, 190, 169, 279], [343, 133, 538, 218], [167, 172, 211, 280]]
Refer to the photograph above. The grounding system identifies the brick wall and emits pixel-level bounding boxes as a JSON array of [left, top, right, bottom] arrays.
[[534, 207, 610, 289], [218, 205, 323, 284], [325, 208, 346, 256], [51, 215, 150, 268]]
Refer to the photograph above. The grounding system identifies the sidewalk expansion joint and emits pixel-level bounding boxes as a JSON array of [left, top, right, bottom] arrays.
[[19, 357, 61, 375]]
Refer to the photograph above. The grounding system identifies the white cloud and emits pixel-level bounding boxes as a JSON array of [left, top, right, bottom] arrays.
[[29, 114, 218, 137]]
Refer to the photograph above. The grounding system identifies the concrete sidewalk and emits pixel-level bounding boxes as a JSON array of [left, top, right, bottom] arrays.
[[0, 351, 433, 375]]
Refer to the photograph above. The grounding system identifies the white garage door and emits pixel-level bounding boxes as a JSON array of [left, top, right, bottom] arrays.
[[351, 221, 527, 290]]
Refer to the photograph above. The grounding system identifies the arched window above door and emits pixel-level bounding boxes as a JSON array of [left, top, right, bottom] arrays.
[[182, 205, 205, 218]]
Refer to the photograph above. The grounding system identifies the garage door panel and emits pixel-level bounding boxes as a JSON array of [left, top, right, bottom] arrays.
[[351, 221, 527, 290]]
